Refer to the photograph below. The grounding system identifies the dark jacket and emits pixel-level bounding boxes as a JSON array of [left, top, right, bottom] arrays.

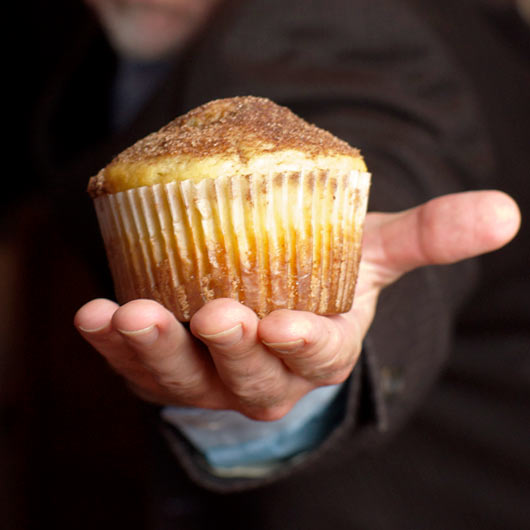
[[4, 0, 528, 528]]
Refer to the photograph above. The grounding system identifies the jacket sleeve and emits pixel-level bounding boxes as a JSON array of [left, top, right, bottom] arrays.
[[158, 0, 495, 491]]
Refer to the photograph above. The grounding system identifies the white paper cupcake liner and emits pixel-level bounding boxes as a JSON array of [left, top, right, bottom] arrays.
[[94, 169, 371, 321]]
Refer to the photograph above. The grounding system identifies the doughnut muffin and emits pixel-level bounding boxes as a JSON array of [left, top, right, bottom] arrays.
[[88, 96, 371, 320]]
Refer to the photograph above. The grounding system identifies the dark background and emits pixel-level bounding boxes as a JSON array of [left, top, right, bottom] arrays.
[[2, 1, 529, 528]]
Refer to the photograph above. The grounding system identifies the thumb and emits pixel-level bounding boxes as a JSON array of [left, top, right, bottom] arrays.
[[362, 190, 521, 286]]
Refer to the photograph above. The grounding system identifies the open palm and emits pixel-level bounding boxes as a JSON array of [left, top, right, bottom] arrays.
[[75, 190, 520, 420]]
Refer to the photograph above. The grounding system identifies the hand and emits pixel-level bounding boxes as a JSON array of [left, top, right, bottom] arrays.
[[74, 191, 520, 420]]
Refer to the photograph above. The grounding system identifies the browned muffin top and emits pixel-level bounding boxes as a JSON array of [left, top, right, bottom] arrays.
[[89, 96, 365, 196]]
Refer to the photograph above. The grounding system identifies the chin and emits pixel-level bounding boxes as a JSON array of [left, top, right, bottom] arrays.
[[91, 1, 200, 60], [109, 31, 187, 61], [102, 15, 191, 60]]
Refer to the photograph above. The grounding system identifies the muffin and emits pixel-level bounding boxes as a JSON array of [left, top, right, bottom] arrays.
[[88, 96, 371, 321]]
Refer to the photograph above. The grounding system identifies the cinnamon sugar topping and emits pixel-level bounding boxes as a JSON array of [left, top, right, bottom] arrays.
[[121, 96, 357, 161], [88, 96, 363, 197]]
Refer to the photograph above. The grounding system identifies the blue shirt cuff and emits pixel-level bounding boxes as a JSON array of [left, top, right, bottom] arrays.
[[161, 383, 345, 471]]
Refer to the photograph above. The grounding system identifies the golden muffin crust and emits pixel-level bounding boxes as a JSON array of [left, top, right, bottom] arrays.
[[89, 96, 366, 197]]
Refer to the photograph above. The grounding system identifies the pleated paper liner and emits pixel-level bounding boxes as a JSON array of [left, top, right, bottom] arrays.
[[93, 169, 371, 321]]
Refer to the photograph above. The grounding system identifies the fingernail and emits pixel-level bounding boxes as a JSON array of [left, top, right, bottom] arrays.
[[117, 324, 158, 345], [197, 323, 243, 346], [262, 339, 305, 354], [78, 323, 109, 333]]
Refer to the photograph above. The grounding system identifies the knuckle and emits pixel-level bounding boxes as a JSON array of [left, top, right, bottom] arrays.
[[243, 404, 291, 422], [308, 355, 355, 385], [301, 326, 345, 368], [314, 366, 353, 386], [154, 372, 206, 403], [229, 367, 282, 401], [295, 326, 360, 384], [325, 328, 347, 360], [230, 374, 288, 414], [126, 381, 160, 403]]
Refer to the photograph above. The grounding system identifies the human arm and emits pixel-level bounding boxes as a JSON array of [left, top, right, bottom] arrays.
[[74, 191, 520, 483], [75, 192, 519, 420]]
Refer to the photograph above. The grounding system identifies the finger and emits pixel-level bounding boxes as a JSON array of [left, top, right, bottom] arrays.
[[258, 309, 362, 386], [190, 299, 301, 419], [74, 297, 130, 365], [74, 298, 161, 393], [110, 299, 229, 407], [74, 298, 119, 333], [363, 190, 520, 286]]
